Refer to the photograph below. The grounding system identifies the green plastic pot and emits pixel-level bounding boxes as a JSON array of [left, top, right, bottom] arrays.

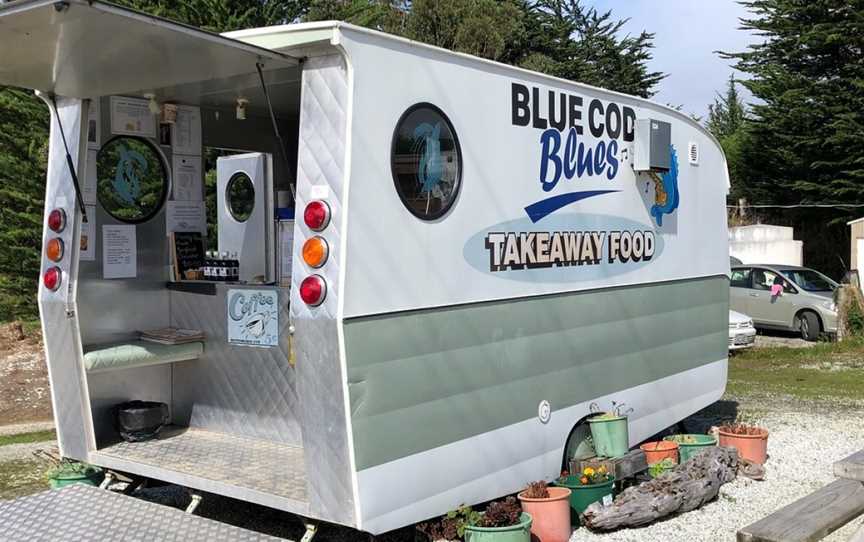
[[587, 415, 629, 458], [663, 434, 717, 463], [48, 466, 104, 489], [464, 513, 532, 542], [554, 475, 615, 526]]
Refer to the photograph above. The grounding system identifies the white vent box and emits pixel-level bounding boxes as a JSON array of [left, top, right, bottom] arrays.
[[688, 141, 699, 165], [633, 118, 671, 172]]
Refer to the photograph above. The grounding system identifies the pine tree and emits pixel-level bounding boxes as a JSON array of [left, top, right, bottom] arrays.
[[721, 0, 864, 207], [706, 75, 748, 200], [520, 0, 665, 98], [0, 88, 49, 321], [707, 75, 746, 140]]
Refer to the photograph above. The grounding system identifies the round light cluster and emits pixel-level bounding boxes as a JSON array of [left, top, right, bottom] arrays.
[[44, 208, 67, 292], [299, 200, 333, 306]]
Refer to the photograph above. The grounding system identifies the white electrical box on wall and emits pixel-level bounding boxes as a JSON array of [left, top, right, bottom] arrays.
[[633, 118, 672, 172]]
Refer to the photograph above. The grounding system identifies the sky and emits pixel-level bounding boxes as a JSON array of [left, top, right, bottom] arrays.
[[590, 0, 756, 120]]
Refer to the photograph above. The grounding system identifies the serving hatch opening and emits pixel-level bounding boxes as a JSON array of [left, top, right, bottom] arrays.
[[0, 0, 298, 98]]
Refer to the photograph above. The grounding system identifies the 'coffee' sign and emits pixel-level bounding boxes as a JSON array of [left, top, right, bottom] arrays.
[[227, 289, 279, 347]]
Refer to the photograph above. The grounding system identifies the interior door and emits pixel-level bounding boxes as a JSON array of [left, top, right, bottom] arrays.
[[217, 153, 274, 283]]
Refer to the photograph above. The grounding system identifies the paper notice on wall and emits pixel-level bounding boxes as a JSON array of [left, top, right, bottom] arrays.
[[103, 225, 137, 279], [279, 220, 295, 287], [171, 105, 202, 156], [110, 96, 156, 138], [80, 206, 96, 261], [87, 100, 101, 150], [166, 201, 206, 234], [172, 155, 202, 201], [83, 150, 98, 204]]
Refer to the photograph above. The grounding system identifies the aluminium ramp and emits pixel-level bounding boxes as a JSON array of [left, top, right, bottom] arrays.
[[0, 484, 286, 542]]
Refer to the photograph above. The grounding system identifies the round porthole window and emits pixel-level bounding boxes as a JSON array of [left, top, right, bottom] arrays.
[[97, 136, 168, 223], [391, 103, 462, 220], [226, 172, 255, 222]]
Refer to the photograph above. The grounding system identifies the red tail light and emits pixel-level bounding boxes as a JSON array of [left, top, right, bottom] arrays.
[[43, 266, 62, 291], [299, 275, 326, 306], [48, 208, 66, 233], [304, 200, 330, 231]]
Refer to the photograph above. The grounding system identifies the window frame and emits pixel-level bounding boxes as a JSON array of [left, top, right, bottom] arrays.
[[96, 135, 170, 225], [730, 267, 752, 288], [390, 102, 463, 221]]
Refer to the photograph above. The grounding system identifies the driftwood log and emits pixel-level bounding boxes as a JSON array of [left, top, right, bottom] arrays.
[[581, 446, 738, 530]]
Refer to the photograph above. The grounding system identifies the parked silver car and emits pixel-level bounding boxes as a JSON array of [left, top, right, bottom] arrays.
[[730, 264, 838, 341]]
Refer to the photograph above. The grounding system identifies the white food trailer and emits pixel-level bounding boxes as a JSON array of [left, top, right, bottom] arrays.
[[0, 0, 729, 536]]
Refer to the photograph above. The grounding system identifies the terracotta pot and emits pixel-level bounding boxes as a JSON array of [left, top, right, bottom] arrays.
[[639, 440, 679, 465], [517, 487, 572, 542], [718, 427, 769, 464]]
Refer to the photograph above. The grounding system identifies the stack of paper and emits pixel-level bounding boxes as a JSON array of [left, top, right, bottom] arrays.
[[140, 327, 205, 345]]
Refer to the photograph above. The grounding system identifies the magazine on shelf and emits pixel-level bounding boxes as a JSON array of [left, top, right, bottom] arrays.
[[139, 327, 205, 345]]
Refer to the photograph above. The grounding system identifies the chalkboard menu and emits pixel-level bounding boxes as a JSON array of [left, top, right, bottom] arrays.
[[171, 232, 205, 280]]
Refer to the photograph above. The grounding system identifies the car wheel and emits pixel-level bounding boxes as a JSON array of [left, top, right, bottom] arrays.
[[798, 311, 820, 341]]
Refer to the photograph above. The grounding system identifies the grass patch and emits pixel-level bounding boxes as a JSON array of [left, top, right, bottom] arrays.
[[0, 459, 46, 500], [728, 338, 864, 401], [0, 430, 56, 447]]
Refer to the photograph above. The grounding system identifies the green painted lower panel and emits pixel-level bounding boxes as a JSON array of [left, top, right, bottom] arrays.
[[344, 277, 729, 470]]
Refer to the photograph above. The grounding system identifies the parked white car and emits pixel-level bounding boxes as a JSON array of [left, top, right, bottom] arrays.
[[729, 310, 757, 350]]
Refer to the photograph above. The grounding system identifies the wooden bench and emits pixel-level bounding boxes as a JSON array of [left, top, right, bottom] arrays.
[[737, 449, 864, 542]]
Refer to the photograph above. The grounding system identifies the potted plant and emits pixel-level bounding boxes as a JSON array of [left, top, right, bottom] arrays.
[[663, 434, 716, 463], [718, 424, 769, 464], [417, 504, 481, 541], [554, 467, 615, 526], [639, 440, 679, 465], [517, 481, 571, 542], [463, 497, 532, 542], [648, 457, 676, 478], [587, 402, 631, 458], [34, 449, 105, 489]]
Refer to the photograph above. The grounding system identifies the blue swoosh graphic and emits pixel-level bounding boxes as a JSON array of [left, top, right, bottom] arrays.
[[524, 190, 620, 223]]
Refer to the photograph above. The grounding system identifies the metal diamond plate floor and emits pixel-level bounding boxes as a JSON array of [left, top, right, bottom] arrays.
[[0, 484, 286, 542], [99, 427, 308, 502]]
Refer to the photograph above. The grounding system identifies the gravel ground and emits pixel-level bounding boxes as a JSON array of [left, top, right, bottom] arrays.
[[570, 405, 864, 542]]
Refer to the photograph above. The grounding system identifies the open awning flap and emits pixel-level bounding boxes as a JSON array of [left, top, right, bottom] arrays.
[[0, 0, 298, 98]]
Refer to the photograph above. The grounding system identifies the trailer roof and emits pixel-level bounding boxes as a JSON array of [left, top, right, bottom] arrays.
[[227, 21, 725, 157]]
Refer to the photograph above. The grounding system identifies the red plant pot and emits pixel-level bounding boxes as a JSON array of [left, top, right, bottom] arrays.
[[718, 427, 769, 465], [517, 487, 572, 542], [640, 440, 679, 465]]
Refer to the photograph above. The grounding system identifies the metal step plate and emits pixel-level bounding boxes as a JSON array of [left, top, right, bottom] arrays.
[[0, 484, 286, 542]]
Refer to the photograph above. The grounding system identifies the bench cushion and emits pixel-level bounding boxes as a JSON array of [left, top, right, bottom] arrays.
[[83, 340, 203, 373]]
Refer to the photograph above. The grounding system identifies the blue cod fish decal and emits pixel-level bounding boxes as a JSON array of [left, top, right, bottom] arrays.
[[113, 145, 148, 205], [649, 145, 679, 226], [412, 122, 443, 193]]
